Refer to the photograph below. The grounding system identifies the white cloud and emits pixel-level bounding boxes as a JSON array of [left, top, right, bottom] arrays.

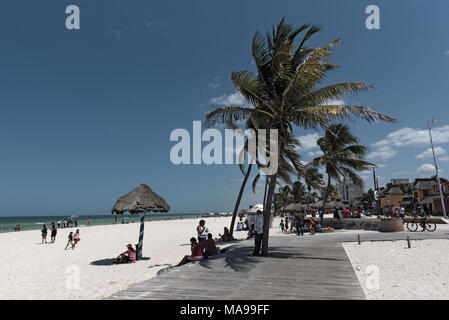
[[296, 133, 321, 151], [322, 99, 345, 105], [368, 125, 449, 162], [210, 92, 247, 106], [415, 147, 447, 159], [367, 146, 398, 161], [373, 126, 449, 149], [307, 150, 323, 158], [417, 163, 438, 176]]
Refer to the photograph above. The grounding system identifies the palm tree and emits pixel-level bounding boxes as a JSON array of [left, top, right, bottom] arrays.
[[312, 123, 374, 210], [205, 18, 395, 256], [303, 166, 324, 210]]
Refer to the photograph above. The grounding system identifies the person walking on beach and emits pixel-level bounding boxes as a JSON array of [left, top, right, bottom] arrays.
[[72, 229, 80, 249], [50, 225, 57, 243], [41, 225, 48, 244], [88, 216, 91, 226], [65, 232, 74, 250], [253, 210, 264, 256], [197, 220, 208, 244], [279, 219, 285, 234], [57, 219, 61, 228]]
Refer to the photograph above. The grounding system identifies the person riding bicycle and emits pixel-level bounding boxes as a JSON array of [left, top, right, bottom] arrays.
[[417, 206, 428, 231]]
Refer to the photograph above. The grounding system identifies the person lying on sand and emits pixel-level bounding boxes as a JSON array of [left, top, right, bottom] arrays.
[[177, 237, 203, 266], [113, 244, 137, 264]]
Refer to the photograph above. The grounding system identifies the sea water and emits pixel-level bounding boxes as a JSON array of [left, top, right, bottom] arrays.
[[0, 213, 203, 233]]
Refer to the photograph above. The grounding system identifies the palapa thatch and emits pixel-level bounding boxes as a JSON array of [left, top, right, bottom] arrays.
[[111, 184, 170, 214], [282, 203, 306, 211], [327, 200, 346, 209]]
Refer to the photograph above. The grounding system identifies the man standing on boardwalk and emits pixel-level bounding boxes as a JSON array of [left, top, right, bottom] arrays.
[[253, 210, 264, 256]]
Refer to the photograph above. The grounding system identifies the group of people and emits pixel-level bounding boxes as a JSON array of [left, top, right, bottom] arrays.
[[279, 213, 322, 236], [40, 223, 80, 249], [57, 218, 79, 229], [387, 206, 406, 218], [40, 223, 58, 243], [177, 220, 220, 266]]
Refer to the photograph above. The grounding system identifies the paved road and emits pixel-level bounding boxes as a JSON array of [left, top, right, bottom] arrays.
[[108, 227, 449, 300]]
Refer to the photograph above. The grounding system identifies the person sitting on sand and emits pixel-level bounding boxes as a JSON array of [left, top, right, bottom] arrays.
[[219, 227, 232, 242], [113, 244, 137, 264], [65, 232, 73, 250], [237, 222, 243, 231], [41, 225, 48, 244], [177, 237, 203, 266], [201, 233, 217, 259]]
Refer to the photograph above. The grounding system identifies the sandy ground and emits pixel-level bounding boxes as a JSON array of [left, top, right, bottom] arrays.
[[0, 216, 249, 300], [343, 239, 449, 299]]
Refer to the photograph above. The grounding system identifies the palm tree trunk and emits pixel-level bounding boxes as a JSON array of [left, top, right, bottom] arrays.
[[322, 175, 332, 213], [307, 186, 311, 212], [229, 164, 252, 238], [261, 174, 277, 256], [263, 176, 268, 211]]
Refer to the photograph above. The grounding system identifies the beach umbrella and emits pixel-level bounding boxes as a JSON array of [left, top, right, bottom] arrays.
[[111, 184, 170, 260]]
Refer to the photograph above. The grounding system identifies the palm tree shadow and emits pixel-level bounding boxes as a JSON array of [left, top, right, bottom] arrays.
[[197, 245, 346, 273]]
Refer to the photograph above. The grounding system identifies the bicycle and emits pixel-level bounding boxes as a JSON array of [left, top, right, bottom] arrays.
[[406, 215, 437, 232]]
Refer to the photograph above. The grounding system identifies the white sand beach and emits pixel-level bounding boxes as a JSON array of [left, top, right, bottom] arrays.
[[0, 216, 249, 300], [343, 239, 449, 300]]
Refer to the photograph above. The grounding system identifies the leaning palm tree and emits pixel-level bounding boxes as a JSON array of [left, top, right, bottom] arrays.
[[312, 123, 374, 210], [205, 18, 395, 256], [303, 166, 324, 210]]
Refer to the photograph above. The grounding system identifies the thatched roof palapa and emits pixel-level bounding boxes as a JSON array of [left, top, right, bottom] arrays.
[[282, 203, 306, 211], [111, 184, 170, 214]]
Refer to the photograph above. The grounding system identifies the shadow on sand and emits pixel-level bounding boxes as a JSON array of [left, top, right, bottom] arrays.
[[90, 257, 150, 266]]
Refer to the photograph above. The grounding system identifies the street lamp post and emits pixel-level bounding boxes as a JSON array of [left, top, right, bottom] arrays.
[[427, 119, 447, 218]]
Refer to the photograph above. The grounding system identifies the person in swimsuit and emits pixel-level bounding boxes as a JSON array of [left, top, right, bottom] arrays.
[[41, 225, 48, 244], [177, 237, 203, 266], [114, 244, 137, 264], [65, 232, 73, 250], [72, 229, 80, 249], [50, 225, 57, 243], [196, 220, 208, 244]]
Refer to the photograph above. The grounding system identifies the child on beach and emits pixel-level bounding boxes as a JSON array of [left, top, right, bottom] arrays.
[[72, 229, 80, 249], [41, 225, 48, 243], [65, 232, 73, 250], [177, 237, 203, 266], [279, 220, 285, 233]]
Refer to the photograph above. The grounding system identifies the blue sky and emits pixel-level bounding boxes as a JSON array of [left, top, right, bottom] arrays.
[[0, 0, 448, 216]]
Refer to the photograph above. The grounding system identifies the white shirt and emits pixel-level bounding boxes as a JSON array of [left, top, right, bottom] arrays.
[[254, 214, 264, 234]]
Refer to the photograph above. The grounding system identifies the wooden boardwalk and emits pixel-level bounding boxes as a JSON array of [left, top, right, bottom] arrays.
[[108, 236, 365, 300]]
